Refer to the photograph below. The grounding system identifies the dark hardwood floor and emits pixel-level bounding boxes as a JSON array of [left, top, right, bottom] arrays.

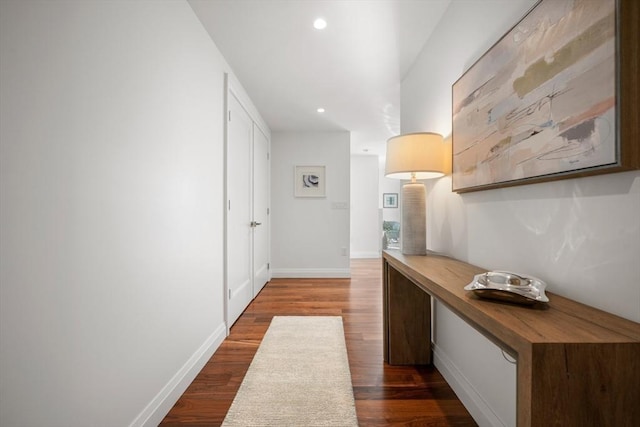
[[160, 258, 477, 426]]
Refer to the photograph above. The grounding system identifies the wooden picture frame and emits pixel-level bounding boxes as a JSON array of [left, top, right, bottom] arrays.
[[452, 0, 639, 193]]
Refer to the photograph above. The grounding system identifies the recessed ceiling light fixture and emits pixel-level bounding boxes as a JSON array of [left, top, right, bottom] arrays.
[[313, 18, 327, 30], [317, 107, 325, 113]]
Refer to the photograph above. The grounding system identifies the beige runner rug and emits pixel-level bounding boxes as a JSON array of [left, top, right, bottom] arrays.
[[222, 316, 358, 426]]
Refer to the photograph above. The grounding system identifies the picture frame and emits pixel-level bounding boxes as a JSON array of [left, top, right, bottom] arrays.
[[294, 165, 326, 198], [383, 193, 398, 208], [452, 0, 639, 193]]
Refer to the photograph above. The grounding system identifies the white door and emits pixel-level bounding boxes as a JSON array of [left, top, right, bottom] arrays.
[[226, 92, 253, 327], [252, 124, 269, 297]]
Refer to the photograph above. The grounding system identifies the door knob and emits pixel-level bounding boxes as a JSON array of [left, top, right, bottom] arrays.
[[250, 221, 262, 227]]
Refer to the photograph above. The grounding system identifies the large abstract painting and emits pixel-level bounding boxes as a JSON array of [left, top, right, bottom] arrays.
[[452, 0, 618, 192]]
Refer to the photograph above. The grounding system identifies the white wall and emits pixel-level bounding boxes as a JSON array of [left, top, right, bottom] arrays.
[[402, 0, 640, 426], [0, 1, 262, 425], [379, 158, 402, 223], [271, 131, 351, 277], [350, 155, 380, 258]]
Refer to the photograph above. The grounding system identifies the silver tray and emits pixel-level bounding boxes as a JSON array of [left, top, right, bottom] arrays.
[[464, 271, 549, 305]]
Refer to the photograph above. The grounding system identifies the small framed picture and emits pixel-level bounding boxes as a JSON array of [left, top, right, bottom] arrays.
[[294, 165, 326, 198], [383, 193, 398, 208]]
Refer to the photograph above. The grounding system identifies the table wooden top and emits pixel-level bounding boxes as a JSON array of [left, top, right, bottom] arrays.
[[383, 250, 640, 354]]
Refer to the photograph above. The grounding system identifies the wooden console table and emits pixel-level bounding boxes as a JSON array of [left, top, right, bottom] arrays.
[[382, 250, 640, 427]]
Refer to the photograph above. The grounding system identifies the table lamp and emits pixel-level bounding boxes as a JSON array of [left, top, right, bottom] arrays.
[[384, 132, 446, 255]]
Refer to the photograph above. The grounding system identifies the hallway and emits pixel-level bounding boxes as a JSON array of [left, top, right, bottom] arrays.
[[161, 258, 476, 426]]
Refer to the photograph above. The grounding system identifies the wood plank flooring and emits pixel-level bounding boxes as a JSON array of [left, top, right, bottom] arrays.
[[160, 258, 477, 426]]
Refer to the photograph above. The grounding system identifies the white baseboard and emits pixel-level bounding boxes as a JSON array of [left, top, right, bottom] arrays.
[[271, 268, 351, 278], [350, 251, 380, 259], [130, 322, 227, 427], [433, 344, 505, 427]]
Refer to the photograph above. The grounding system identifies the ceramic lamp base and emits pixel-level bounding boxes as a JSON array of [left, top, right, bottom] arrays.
[[401, 182, 426, 255]]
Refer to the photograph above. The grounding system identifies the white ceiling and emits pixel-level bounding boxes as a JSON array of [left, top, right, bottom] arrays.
[[188, 0, 451, 156]]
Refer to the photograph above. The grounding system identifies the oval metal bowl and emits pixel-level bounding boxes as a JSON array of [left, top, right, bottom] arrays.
[[464, 271, 549, 305]]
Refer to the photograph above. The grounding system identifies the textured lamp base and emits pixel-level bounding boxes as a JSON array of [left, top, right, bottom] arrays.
[[401, 182, 426, 255]]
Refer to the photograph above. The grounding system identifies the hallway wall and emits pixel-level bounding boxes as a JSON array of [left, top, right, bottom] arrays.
[[0, 1, 261, 425], [402, 0, 640, 425], [271, 131, 351, 277]]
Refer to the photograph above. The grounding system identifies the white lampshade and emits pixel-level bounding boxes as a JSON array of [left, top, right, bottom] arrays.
[[385, 132, 446, 180]]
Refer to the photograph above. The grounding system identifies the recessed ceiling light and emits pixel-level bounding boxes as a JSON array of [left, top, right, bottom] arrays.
[[317, 107, 325, 113], [313, 18, 327, 30]]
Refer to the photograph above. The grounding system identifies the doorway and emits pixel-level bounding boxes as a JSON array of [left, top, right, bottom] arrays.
[[225, 84, 270, 329]]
